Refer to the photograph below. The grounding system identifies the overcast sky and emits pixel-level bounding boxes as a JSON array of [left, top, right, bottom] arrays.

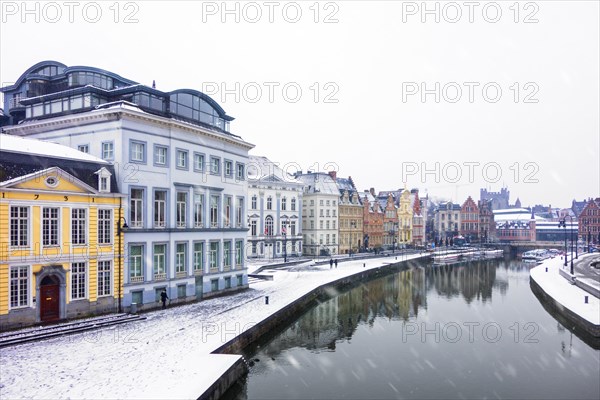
[[1, 1, 598, 208]]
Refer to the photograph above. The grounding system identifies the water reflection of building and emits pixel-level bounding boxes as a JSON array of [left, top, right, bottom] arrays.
[[259, 268, 428, 356], [426, 261, 497, 304]]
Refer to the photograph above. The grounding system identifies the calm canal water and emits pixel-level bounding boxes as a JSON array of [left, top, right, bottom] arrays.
[[230, 259, 600, 400]]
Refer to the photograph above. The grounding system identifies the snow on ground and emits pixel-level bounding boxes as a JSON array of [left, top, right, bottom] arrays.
[[0, 254, 425, 400], [531, 256, 600, 325]]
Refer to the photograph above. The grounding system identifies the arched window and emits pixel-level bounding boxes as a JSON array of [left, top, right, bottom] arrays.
[[281, 197, 287, 211], [291, 198, 296, 211], [267, 196, 272, 210], [265, 216, 273, 236]]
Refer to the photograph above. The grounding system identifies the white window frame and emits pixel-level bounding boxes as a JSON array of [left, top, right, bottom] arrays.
[[98, 208, 112, 245], [10, 265, 29, 308], [10, 205, 29, 248], [71, 262, 87, 300], [42, 207, 60, 247], [71, 208, 87, 245], [97, 260, 112, 297]]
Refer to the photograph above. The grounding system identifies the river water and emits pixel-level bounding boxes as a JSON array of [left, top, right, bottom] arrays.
[[230, 258, 600, 399]]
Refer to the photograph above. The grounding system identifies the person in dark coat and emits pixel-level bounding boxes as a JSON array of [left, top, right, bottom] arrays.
[[334, 259, 338, 268], [160, 289, 169, 309], [330, 259, 333, 269]]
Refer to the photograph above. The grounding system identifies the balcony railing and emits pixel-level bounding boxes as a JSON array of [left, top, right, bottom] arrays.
[[154, 273, 167, 281], [130, 276, 144, 283]]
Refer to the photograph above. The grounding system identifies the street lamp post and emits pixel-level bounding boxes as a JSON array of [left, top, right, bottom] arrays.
[[558, 219, 568, 269], [282, 219, 288, 263], [116, 210, 128, 314]]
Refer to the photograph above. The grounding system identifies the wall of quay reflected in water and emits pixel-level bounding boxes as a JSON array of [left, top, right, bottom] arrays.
[[226, 259, 599, 400]]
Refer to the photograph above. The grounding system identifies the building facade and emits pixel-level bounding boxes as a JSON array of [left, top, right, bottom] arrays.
[[478, 199, 495, 242], [411, 190, 425, 246], [362, 191, 384, 250], [0, 135, 123, 329], [1, 61, 254, 310], [336, 175, 363, 255], [578, 198, 600, 245], [246, 156, 304, 260], [480, 188, 510, 211], [297, 172, 339, 256], [434, 201, 462, 243], [460, 196, 480, 242], [398, 189, 413, 245]]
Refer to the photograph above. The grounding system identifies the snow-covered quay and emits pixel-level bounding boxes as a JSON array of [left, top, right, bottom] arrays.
[[530, 254, 600, 339], [0, 254, 428, 400]]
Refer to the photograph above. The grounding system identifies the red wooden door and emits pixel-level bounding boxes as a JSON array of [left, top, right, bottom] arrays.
[[40, 284, 60, 321]]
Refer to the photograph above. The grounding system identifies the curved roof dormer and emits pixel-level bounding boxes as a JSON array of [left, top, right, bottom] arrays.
[[1, 61, 67, 92], [169, 89, 234, 121]]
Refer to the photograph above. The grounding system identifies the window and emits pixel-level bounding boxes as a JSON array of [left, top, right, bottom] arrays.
[[100, 176, 109, 192], [267, 196, 272, 210], [176, 192, 187, 228], [130, 188, 144, 228], [98, 209, 112, 244], [154, 190, 167, 228], [236, 197, 244, 228], [210, 157, 220, 175], [251, 195, 257, 209], [194, 194, 204, 228], [176, 149, 188, 169], [224, 241, 232, 268], [154, 145, 168, 166], [224, 196, 232, 227], [291, 221, 296, 236], [210, 242, 219, 270], [210, 195, 219, 228], [10, 206, 28, 247], [71, 208, 87, 245], [177, 284, 186, 298], [153, 244, 167, 278], [78, 144, 89, 153], [282, 197, 287, 211], [71, 262, 86, 300], [265, 216, 274, 236], [224, 160, 233, 177], [130, 140, 146, 163], [225, 277, 231, 289], [42, 207, 59, 246], [235, 240, 243, 266], [176, 243, 187, 274], [291, 198, 296, 211], [102, 142, 114, 160], [129, 245, 144, 282], [194, 153, 205, 172], [10, 266, 28, 308], [251, 220, 257, 236], [237, 275, 243, 286], [236, 163, 245, 181], [97, 260, 112, 296], [211, 279, 219, 291], [194, 242, 204, 272]]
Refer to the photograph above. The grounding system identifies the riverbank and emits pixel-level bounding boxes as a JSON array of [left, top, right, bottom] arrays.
[[0, 253, 429, 400], [530, 255, 600, 339]]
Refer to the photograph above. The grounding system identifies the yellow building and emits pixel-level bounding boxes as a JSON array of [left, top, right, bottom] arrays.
[[398, 188, 413, 245], [1, 135, 124, 329]]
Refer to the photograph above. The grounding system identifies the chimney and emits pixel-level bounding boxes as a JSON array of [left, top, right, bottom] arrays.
[[152, 80, 156, 89], [328, 171, 337, 181], [370, 187, 375, 197]]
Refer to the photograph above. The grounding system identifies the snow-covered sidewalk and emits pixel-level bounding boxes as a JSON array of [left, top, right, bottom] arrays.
[[530, 256, 600, 326], [0, 254, 425, 400]]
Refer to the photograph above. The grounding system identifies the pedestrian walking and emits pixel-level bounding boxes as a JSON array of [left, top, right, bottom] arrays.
[[160, 289, 169, 309], [335, 259, 338, 268], [330, 258, 333, 269]]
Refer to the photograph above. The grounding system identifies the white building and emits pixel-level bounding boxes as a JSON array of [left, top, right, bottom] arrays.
[[246, 156, 304, 260], [1, 61, 254, 310], [295, 172, 340, 256]]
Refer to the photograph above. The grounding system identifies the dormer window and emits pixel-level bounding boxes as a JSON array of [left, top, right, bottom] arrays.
[[94, 167, 112, 193]]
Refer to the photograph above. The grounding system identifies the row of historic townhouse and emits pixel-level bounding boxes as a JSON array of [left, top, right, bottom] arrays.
[[433, 196, 496, 243]]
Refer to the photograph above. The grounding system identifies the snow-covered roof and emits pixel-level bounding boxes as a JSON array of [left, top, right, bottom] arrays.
[[247, 155, 303, 185], [0, 134, 108, 163], [295, 173, 339, 195]]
